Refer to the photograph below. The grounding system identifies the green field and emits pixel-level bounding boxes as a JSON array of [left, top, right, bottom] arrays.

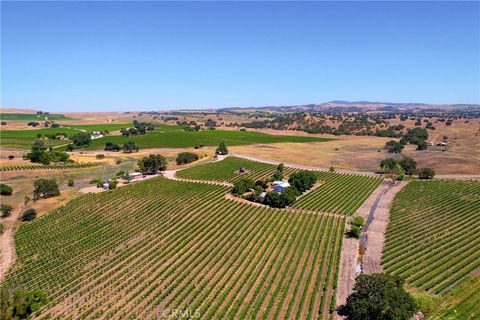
[[429, 276, 480, 319], [1, 125, 332, 150], [176, 157, 301, 182], [62, 123, 132, 132], [4, 177, 345, 319], [382, 180, 480, 295], [0, 113, 71, 120]]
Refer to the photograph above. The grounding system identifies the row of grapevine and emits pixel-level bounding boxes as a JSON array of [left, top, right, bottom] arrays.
[[176, 157, 301, 183], [382, 180, 480, 295], [0, 162, 99, 171], [429, 275, 480, 319], [292, 172, 383, 215], [4, 176, 345, 319]]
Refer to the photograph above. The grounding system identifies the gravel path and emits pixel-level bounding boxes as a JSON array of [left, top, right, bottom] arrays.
[[0, 204, 24, 282], [361, 181, 407, 274]]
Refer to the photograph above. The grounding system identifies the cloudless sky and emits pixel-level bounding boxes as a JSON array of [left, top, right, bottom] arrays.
[[1, 1, 479, 111]]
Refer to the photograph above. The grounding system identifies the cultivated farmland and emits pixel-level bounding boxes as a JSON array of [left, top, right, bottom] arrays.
[[176, 156, 301, 183], [0, 162, 99, 171], [292, 172, 383, 215], [382, 180, 480, 294], [3, 177, 345, 319]]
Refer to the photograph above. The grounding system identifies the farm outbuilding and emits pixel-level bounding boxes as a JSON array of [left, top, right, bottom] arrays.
[[272, 181, 291, 194]]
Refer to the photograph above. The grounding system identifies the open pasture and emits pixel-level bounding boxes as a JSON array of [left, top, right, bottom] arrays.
[[0, 113, 71, 121], [382, 180, 480, 295], [4, 177, 345, 319]]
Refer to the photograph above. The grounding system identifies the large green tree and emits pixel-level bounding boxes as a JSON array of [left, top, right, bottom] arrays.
[[215, 142, 228, 155], [33, 179, 60, 200], [344, 273, 417, 320], [137, 154, 167, 174], [72, 132, 91, 147], [288, 171, 317, 193]]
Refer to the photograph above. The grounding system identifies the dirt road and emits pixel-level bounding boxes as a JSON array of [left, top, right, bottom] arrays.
[[0, 203, 24, 282]]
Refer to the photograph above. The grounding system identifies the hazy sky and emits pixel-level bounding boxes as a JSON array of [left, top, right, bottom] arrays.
[[1, 1, 479, 112]]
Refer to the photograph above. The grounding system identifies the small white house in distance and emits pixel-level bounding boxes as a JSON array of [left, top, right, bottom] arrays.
[[90, 131, 104, 140], [272, 181, 291, 194], [128, 172, 143, 179]]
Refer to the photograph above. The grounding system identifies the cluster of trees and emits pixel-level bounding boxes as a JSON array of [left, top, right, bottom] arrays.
[[288, 171, 317, 192], [176, 152, 199, 165], [104, 141, 139, 153], [0, 183, 13, 196], [0, 287, 48, 320], [380, 157, 435, 180], [343, 273, 417, 320], [215, 142, 228, 155], [24, 141, 71, 165], [121, 120, 155, 136], [137, 154, 167, 174], [233, 170, 317, 209], [33, 179, 60, 200], [385, 140, 404, 153], [65, 132, 92, 151], [400, 128, 429, 150]]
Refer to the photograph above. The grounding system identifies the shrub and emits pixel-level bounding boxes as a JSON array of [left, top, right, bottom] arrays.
[[21, 209, 37, 221], [116, 160, 122, 165], [116, 170, 125, 176], [108, 180, 117, 190], [176, 152, 199, 165], [348, 225, 361, 238], [352, 216, 365, 228], [0, 184, 13, 196], [104, 142, 121, 151], [418, 168, 435, 179], [1, 204, 13, 217], [329, 166, 335, 172], [122, 141, 139, 153], [67, 179, 74, 187], [96, 154, 105, 159], [89, 178, 102, 185], [0, 223, 4, 234]]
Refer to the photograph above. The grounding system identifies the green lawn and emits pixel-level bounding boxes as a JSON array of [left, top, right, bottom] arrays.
[[0, 127, 80, 149], [0, 113, 71, 120]]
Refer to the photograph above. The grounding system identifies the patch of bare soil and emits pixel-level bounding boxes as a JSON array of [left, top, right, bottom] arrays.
[[362, 181, 407, 274]]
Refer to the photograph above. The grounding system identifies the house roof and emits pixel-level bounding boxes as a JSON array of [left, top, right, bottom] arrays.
[[272, 181, 290, 188]]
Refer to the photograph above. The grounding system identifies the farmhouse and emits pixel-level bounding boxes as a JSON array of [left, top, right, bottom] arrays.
[[272, 181, 291, 193], [90, 131, 104, 139]]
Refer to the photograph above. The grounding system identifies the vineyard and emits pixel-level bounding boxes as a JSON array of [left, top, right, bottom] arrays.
[[4, 177, 345, 319], [0, 162, 99, 171], [292, 172, 382, 215], [429, 275, 480, 319], [382, 180, 480, 295], [176, 157, 302, 183]]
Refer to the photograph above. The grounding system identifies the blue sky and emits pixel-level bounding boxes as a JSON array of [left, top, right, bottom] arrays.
[[1, 1, 479, 111]]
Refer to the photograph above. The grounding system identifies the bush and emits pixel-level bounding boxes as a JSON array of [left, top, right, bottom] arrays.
[[67, 179, 74, 187], [418, 168, 435, 179], [348, 225, 361, 238], [96, 154, 105, 159], [108, 180, 117, 190], [288, 171, 317, 193], [116, 160, 122, 165], [116, 170, 125, 176], [0, 184, 13, 196], [104, 142, 121, 151], [232, 178, 255, 195], [89, 178, 102, 185], [344, 273, 417, 320], [21, 209, 37, 221], [122, 141, 139, 153], [385, 140, 404, 153], [329, 166, 335, 172], [176, 152, 199, 165], [1, 204, 13, 217], [400, 157, 417, 176], [0, 223, 4, 235], [352, 216, 365, 228]]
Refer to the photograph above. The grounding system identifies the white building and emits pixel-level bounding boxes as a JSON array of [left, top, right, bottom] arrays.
[[272, 181, 291, 194], [90, 131, 104, 139], [128, 172, 143, 179]]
